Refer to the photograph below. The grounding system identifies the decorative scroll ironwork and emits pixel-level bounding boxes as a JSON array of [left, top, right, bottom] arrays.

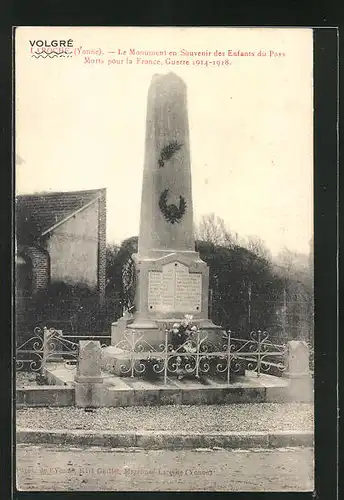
[[17, 324, 290, 386], [107, 327, 288, 383], [45, 331, 79, 369], [16, 326, 45, 372], [227, 330, 288, 377], [16, 326, 87, 373]]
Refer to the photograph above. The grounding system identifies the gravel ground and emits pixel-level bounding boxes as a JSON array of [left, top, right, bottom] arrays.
[[16, 372, 40, 388], [16, 403, 313, 432]]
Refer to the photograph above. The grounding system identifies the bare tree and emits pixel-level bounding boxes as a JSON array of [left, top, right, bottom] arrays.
[[245, 235, 272, 262], [196, 213, 238, 247], [274, 245, 314, 343], [276, 246, 293, 271], [276, 246, 310, 275]]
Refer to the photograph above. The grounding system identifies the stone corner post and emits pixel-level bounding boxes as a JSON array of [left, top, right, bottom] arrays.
[[283, 340, 313, 402], [74, 340, 105, 408]]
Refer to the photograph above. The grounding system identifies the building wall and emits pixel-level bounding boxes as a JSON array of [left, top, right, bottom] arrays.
[[97, 190, 106, 302], [19, 246, 50, 294], [47, 202, 99, 289]]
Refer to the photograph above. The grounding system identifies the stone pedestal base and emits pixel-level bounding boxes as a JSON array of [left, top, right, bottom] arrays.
[[283, 374, 314, 403], [102, 346, 132, 376], [111, 317, 224, 352], [74, 381, 105, 408], [111, 316, 134, 345], [128, 322, 165, 351]]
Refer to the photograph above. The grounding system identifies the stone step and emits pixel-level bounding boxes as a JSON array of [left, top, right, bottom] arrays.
[[34, 362, 309, 408]]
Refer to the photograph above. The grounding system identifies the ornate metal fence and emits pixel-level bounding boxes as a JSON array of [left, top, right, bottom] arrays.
[[16, 327, 46, 373], [17, 326, 307, 385], [16, 327, 111, 373], [106, 328, 288, 384]]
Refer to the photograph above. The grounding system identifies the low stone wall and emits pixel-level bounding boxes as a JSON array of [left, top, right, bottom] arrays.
[[16, 339, 313, 407], [16, 369, 312, 407], [43, 368, 69, 386], [16, 386, 75, 407]]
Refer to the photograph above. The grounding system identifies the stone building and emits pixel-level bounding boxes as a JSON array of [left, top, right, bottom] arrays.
[[15, 188, 106, 302]]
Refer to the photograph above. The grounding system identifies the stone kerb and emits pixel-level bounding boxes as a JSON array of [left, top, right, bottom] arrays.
[[74, 340, 104, 407], [283, 340, 313, 402]]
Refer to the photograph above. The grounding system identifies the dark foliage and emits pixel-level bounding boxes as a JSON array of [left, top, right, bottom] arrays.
[[105, 237, 138, 300], [17, 237, 312, 347], [195, 241, 284, 337], [48, 281, 96, 298], [16, 281, 122, 346], [104, 237, 312, 344]]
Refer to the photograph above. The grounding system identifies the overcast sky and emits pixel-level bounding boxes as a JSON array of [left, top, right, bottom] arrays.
[[15, 27, 313, 256]]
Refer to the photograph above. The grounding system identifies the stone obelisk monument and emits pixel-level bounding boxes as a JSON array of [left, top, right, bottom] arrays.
[[126, 72, 220, 347]]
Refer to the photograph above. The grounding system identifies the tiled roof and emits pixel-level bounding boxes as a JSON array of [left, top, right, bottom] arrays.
[[16, 188, 105, 244]]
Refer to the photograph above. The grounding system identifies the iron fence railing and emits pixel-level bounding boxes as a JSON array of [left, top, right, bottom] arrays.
[[15, 327, 110, 373], [16, 326, 314, 385], [106, 328, 288, 384]]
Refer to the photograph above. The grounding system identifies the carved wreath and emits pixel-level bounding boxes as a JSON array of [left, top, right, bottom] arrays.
[[122, 256, 136, 312], [158, 140, 183, 168], [159, 188, 187, 224]]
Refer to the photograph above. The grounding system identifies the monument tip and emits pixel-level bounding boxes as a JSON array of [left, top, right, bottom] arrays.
[[151, 72, 185, 83]]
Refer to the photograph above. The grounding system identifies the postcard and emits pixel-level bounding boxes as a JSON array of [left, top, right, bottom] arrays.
[[15, 26, 314, 492]]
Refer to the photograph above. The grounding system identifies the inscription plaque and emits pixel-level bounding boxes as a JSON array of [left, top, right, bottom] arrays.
[[148, 262, 202, 313]]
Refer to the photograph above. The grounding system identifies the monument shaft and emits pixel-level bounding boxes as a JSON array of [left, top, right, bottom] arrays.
[[138, 72, 195, 256], [124, 72, 220, 343]]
